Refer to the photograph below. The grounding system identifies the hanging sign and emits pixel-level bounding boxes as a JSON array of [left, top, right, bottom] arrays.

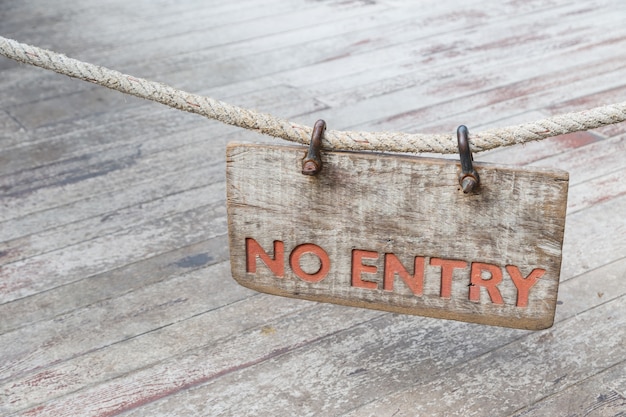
[[226, 143, 568, 330]]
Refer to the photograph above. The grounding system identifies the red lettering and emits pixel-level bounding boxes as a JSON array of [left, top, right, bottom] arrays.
[[383, 254, 424, 295], [429, 258, 468, 298], [245, 238, 284, 278], [469, 262, 504, 304], [352, 250, 378, 290], [290, 243, 331, 283], [507, 265, 545, 307]]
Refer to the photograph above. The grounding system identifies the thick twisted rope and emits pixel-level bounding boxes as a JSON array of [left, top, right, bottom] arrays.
[[1, 36, 625, 153]]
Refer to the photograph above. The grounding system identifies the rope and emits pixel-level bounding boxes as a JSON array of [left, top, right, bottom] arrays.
[[2, 35, 626, 154]]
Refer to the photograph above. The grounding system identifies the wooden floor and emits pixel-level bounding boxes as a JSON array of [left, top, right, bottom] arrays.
[[1, 1, 625, 415]]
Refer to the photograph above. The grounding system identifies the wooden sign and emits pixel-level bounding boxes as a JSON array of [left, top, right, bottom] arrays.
[[226, 143, 569, 330]]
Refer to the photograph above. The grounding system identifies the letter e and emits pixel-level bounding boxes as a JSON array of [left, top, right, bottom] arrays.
[[352, 250, 378, 290]]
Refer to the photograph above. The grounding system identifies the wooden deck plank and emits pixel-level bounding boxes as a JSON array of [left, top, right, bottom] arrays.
[[0, 95, 321, 226], [0, 180, 224, 265], [1, 0, 625, 416], [0, 0, 390, 109], [559, 194, 626, 280], [567, 166, 626, 214], [3, 133, 620, 412], [0, 84, 323, 177], [1, 1, 621, 181], [303, 6, 626, 108], [2, 0, 298, 50], [0, 236, 230, 335], [3, 132, 626, 308], [0, 293, 311, 415], [4, 36, 621, 189], [342, 297, 625, 417], [4, 192, 623, 414], [6, 304, 383, 417], [362, 50, 626, 136], [1, 0, 614, 139], [35, 256, 621, 417], [509, 361, 626, 416], [0, 200, 226, 304], [4, 250, 624, 415], [0, 261, 244, 384]]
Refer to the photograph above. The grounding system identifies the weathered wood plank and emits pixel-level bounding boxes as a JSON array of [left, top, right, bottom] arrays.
[[547, 84, 626, 138], [3, 0, 616, 142], [2, 0, 296, 51], [3, 139, 619, 410], [2, 2, 621, 180], [87, 259, 626, 417], [364, 54, 626, 138], [0, 235, 230, 334], [295, 12, 626, 133], [530, 134, 626, 186], [0, 143, 225, 223], [305, 5, 626, 108], [227, 143, 568, 329], [0, 0, 390, 110], [0, 201, 226, 304], [553, 256, 626, 322], [486, 132, 625, 215], [348, 30, 626, 136], [479, 131, 607, 167], [559, 194, 626, 280], [567, 166, 626, 214], [0, 109, 26, 148], [6, 303, 383, 417], [0, 292, 310, 415], [511, 361, 626, 417], [4, 179, 624, 416], [0, 157, 216, 243], [0, 260, 245, 382], [0, 84, 324, 177], [0, 181, 224, 265], [344, 296, 626, 417], [1, 1, 625, 416], [6, 248, 625, 415]]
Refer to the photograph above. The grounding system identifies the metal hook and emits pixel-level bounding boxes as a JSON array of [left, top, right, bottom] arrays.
[[302, 119, 326, 176], [457, 125, 480, 193]]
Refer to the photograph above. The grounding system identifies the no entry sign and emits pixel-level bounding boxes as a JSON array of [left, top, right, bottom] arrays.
[[226, 143, 568, 330]]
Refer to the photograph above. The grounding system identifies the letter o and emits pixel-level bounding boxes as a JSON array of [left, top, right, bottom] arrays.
[[289, 244, 330, 283]]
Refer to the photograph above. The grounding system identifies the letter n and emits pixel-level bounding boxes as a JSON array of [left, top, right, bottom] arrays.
[[245, 238, 284, 277], [383, 254, 424, 295]]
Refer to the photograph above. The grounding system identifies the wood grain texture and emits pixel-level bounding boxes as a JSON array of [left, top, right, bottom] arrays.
[[345, 296, 626, 417], [511, 361, 626, 417], [2, 0, 625, 415], [227, 143, 569, 329]]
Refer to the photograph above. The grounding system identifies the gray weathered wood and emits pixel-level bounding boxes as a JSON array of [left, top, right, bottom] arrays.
[[344, 296, 626, 417], [2, 0, 625, 415], [511, 361, 626, 417], [227, 143, 569, 330]]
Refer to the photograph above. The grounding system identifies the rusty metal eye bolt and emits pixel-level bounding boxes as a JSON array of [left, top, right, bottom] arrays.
[[302, 119, 326, 176], [457, 125, 480, 193]]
